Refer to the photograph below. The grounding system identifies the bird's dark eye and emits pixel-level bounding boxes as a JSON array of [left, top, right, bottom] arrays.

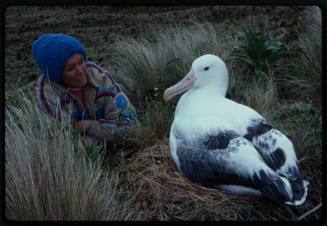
[[204, 67, 209, 71]]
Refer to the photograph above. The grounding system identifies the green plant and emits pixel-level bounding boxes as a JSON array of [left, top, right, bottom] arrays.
[[231, 18, 290, 77], [85, 143, 106, 163]]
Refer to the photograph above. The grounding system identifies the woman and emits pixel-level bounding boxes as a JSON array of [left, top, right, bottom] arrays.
[[32, 34, 137, 148]]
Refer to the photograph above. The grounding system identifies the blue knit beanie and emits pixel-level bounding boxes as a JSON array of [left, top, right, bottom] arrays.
[[32, 34, 87, 83]]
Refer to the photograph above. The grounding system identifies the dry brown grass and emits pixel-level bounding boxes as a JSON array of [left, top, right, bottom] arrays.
[[111, 140, 322, 220], [276, 6, 322, 106], [5, 90, 136, 220]]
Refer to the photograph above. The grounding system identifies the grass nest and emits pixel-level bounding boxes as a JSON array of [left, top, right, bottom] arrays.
[[106, 139, 322, 221]]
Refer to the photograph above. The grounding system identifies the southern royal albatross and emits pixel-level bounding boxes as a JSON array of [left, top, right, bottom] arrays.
[[163, 54, 309, 206]]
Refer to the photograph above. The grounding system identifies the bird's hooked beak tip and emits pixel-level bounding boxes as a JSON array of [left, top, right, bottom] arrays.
[[163, 90, 170, 102]]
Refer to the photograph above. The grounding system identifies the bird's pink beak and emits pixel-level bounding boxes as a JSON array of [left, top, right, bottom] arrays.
[[163, 70, 195, 102]]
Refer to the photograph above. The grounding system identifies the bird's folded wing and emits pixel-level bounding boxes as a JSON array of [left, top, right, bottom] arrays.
[[176, 134, 281, 190]]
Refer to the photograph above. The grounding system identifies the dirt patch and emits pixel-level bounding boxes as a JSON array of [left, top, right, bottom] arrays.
[[5, 5, 307, 91]]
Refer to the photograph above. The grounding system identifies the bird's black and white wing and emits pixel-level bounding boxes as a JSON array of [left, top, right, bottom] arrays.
[[243, 119, 309, 203], [173, 127, 308, 205]]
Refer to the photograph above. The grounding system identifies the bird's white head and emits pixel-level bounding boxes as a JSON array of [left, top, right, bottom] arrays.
[[163, 54, 229, 102]]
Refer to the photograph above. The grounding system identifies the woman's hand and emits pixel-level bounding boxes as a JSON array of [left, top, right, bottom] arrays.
[[73, 120, 99, 133]]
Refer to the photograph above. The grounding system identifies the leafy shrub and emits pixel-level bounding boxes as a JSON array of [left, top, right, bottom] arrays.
[[231, 18, 290, 77]]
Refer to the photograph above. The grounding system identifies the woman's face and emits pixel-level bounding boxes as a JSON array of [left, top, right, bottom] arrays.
[[62, 53, 87, 88]]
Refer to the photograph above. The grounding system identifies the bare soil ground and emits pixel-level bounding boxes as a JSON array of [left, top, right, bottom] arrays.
[[5, 5, 306, 91]]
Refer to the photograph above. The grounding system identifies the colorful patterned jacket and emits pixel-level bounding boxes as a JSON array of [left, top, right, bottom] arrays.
[[36, 61, 137, 145]]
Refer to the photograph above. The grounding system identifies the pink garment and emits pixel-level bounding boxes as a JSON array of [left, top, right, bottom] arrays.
[[69, 87, 84, 103]]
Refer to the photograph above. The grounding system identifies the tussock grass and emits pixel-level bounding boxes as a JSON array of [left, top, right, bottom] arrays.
[[110, 23, 239, 174], [112, 23, 234, 100], [5, 90, 135, 220], [277, 6, 322, 105], [228, 63, 279, 122], [112, 22, 237, 146], [5, 16, 322, 221], [137, 101, 175, 140], [271, 101, 322, 165], [229, 11, 322, 166], [272, 6, 322, 165]]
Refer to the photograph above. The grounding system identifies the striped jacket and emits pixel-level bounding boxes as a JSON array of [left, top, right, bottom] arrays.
[[37, 61, 137, 145]]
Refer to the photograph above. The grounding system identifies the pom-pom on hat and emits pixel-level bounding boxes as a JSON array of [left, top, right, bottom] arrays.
[[32, 34, 87, 83]]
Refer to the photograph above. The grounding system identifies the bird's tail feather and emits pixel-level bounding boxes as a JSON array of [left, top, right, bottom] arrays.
[[261, 176, 309, 206], [285, 178, 309, 206]]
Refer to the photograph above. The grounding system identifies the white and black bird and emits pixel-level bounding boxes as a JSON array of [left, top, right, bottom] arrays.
[[163, 54, 309, 206]]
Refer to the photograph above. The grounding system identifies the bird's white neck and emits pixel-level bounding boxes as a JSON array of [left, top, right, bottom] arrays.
[[191, 85, 228, 97], [194, 74, 229, 97]]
